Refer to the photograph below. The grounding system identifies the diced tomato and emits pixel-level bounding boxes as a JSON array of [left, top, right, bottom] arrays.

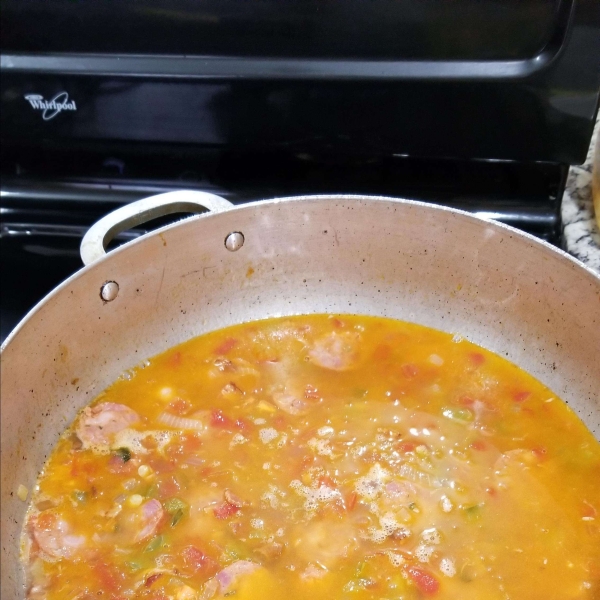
[[168, 398, 191, 415], [318, 475, 336, 489], [146, 456, 177, 474], [107, 454, 135, 474], [215, 338, 237, 355], [235, 418, 251, 431], [588, 560, 600, 582], [70, 454, 97, 477], [469, 440, 486, 451], [165, 433, 202, 460], [167, 351, 182, 368], [304, 385, 320, 400], [405, 565, 440, 595], [210, 410, 249, 431], [182, 545, 218, 576], [401, 364, 419, 378], [70, 455, 80, 477], [512, 390, 530, 402], [182, 433, 202, 452], [346, 491, 358, 511], [211, 409, 233, 429], [325, 498, 346, 519], [229, 520, 244, 536], [469, 352, 485, 366], [93, 561, 124, 593], [141, 435, 159, 451], [458, 395, 475, 406], [582, 500, 598, 519], [213, 501, 241, 520], [397, 442, 417, 453], [373, 344, 392, 362], [292, 454, 315, 478], [531, 446, 547, 460], [36, 512, 56, 531], [155, 475, 180, 500], [301, 454, 315, 469], [273, 415, 287, 428]]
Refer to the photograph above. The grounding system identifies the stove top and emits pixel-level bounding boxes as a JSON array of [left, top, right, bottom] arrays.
[[1, 146, 567, 342]]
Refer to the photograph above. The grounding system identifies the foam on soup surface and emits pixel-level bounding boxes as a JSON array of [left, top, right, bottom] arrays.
[[21, 315, 600, 599]]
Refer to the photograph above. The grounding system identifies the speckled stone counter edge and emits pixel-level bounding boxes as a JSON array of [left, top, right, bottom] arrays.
[[561, 116, 600, 275]]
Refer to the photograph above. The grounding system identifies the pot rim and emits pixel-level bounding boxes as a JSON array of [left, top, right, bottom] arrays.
[[2, 193, 598, 352]]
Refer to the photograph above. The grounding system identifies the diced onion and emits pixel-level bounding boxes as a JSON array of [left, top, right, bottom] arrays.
[[428, 354, 444, 366], [399, 463, 441, 488], [184, 455, 205, 466], [17, 484, 28, 502], [158, 412, 206, 432], [229, 358, 259, 377]]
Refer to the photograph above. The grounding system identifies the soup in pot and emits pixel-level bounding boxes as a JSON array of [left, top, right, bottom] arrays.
[[21, 315, 600, 599]]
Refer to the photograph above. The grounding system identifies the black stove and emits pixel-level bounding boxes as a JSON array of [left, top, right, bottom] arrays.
[[1, 0, 599, 342], [0, 147, 570, 341]]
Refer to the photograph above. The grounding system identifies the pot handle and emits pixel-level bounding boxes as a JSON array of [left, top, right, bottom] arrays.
[[80, 190, 234, 266]]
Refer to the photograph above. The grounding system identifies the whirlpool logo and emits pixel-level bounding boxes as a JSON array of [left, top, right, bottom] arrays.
[[24, 92, 77, 120]]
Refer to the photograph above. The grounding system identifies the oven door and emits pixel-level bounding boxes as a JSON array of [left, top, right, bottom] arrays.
[[2, 0, 599, 164]]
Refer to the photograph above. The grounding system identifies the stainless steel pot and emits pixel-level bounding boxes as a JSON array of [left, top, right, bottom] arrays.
[[2, 192, 599, 597]]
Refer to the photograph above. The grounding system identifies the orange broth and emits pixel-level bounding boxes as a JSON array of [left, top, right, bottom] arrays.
[[22, 315, 600, 599]]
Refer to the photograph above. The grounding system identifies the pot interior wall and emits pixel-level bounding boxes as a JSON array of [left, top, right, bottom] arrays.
[[2, 196, 599, 597]]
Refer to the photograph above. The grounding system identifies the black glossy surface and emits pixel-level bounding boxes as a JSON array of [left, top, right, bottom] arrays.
[[0, 148, 567, 342], [1, 74, 599, 165], [2, 0, 599, 164], [1, 0, 562, 60]]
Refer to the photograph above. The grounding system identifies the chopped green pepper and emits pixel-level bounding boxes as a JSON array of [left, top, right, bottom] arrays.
[[354, 561, 367, 577], [222, 539, 252, 562], [145, 483, 159, 498], [464, 503, 484, 521], [144, 535, 164, 553], [342, 578, 374, 593], [442, 407, 474, 423], [171, 508, 185, 527], [164, 497, 188, 514], [164, 497, 188, 527], [71, 490, 87, 504], [114, 447, 131, 462]]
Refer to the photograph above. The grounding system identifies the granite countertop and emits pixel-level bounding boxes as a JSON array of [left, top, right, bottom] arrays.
[[561, 116, 600, 274]]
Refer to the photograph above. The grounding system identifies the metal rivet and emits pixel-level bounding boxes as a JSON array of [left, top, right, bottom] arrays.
[[100, 281, 119, 302], [225, 231, 245, 252]]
